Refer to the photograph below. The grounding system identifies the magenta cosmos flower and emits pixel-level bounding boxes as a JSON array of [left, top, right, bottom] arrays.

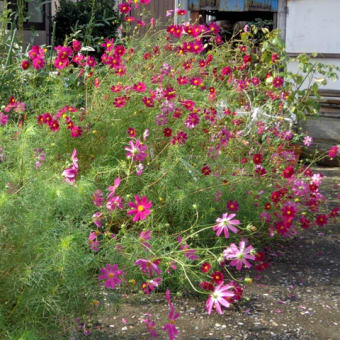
[[62, 149, 78, 184], [98, 264, 123, 289], [163, 304, 180, 340], [135, 259, 161, 278], [125, 139, 148, 162], [128, 195, 152, 222], [223, 240, 255, 271], [213, 213, 240, 238], [329, 146, 339, 159], [206, 283, 235, 315]]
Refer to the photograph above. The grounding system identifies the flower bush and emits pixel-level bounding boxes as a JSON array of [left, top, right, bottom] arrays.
[[0, 1, 339, 338]]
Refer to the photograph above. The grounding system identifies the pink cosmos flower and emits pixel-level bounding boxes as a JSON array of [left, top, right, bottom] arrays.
[[106, 196, 124, 211], [133, 82, 146, 92], [34, 148, 46, 168], [137, 19, 146, 27], [72, 40, 82, 52], [141, 277, 162, 294], [273, 76, 284, 88], [125, 139, 148, 162], [0, 112, 9, 126], [282, 202, 298, 219], [190, 77, 202, 86], [177, 76, 189, 85], [62, 149, 78, 184], [28, 45, 44, 60], [251, 77, 260, 86], [329, 146, 339, 159], [119, 2, 131, 14], [71, 126, 82, 138], [73, 53, 85, 65], [161, 100, 175, 114], [49, 120, 59, 132], [143, 318, 158, 338], [32, 57, 45, 70], [128, 195, 152, 222], [163, 304, 180, 340], [206, 283, 235, 314], [136, 163, 144, 176], [92, 190, 104, 207], [55, 45, 73, 59], [139, 229, 151, 249], [303, 136, 313, 147], [156, 113, 168, 126], [54, 57, 69, 69], [106, 177, 121, 199], [213, 213, 240, 238], [185, 113, 200, 129], [180, 244, 198, 260], [114, 96, 127, 108], [135, 259, 161, 278], [292, 179, 308, 197], [223, 240, 255, 271], [88, 231, 100, 252], [98, 264, 123, 289], [92, 212, 103, 228], [86, 56, 97, 67]]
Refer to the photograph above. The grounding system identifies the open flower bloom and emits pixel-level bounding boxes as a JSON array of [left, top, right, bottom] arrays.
[[62, 149, 78, 184], [127, 195, 152, 222], [125, 139, 148, 162], [163, 304, 180, 340], [143, 318, 158, 338], [0, 112, 9, 126], [135, 259, 161, 278], [141, 277, 162, 294], [206, 283, 235, 314], [223, 240, 255, 270], [98, 264, 123, 289], [139, 229, 151, 248], [213, 213, 240, 238]]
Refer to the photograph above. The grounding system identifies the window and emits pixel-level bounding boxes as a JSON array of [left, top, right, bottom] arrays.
[[24, 0, 45, 30]]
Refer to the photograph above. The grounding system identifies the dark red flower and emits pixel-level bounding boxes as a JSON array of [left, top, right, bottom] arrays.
[[201, 165, 211, 176], [163, 128, 172, 137], [253, 153, 263, 165], [200, 262, 211, 273], [256, 262, 269, 271], [282, 166, 294, 179], [315, 214, 328, 227], [211, 271, 224, 284], [200, 281, 214, 291], [226, 200, 239, 212]]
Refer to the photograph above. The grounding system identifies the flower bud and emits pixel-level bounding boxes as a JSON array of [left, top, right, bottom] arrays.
[[244, 277, 253, 284]]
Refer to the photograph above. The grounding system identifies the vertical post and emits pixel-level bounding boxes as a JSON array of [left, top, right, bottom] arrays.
[[277, 0, 287, 44], [174, 0, 178, 25]]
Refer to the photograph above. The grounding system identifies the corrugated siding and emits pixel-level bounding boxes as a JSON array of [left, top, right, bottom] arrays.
[[188, 0, 278, 12], [131, 0, 174, 24]]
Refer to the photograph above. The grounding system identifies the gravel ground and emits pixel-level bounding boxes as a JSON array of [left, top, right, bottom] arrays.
[[91, 167, 340, 340]]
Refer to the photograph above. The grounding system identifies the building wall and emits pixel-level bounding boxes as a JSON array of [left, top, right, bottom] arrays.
[[285, 0, 340, 90]]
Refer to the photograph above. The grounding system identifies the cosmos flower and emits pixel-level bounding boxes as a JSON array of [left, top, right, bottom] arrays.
[[135, 258, 161, 278], [223, 240, 255, 270], [213, 213, 240, 238], [206, 283, 235, 314], [98, 264, 123, 289], [127, 195, 152, 222]]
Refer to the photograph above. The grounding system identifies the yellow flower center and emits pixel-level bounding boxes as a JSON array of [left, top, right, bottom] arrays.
[[108, 272, 115, 278], [138, 205, 145, 212]]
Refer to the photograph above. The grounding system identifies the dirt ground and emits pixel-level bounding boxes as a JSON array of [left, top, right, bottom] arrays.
[[90, 167, 340, 340]]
